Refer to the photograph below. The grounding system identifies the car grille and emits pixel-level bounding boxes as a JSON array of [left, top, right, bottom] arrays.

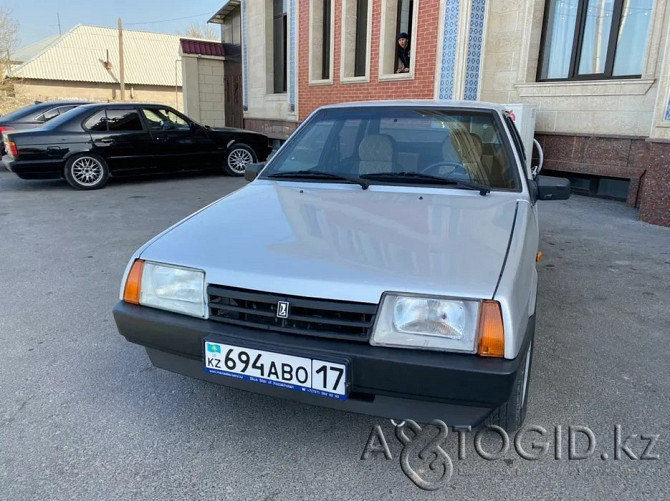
[[207, 284, 378, 342]]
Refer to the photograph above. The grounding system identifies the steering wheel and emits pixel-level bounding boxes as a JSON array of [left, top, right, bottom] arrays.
[[419, 161, 468, 178]]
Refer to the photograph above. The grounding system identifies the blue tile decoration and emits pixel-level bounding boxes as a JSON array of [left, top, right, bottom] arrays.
[[665, 99, 670, 122], [464, 0, 486, 101], [241, 0, 248, 108], [289, 0, 297, 108], [439, 0, 461, 100]]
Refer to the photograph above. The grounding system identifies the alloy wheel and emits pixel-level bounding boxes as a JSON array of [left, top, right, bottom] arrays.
[[227, 148, 253, 173], [71, 156, 104, 186]]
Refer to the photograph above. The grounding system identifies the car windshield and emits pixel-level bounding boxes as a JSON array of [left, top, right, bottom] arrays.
[[262, 107, 519, 190]]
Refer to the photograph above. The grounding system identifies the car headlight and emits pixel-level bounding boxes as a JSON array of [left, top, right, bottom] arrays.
[[123, 260, 206, 318], [370, 294, 481, 353]]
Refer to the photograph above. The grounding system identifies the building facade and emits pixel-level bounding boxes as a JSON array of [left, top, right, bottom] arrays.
[[216, 0, 670, 226]]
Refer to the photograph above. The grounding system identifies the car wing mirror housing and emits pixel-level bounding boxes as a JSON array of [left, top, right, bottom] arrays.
[[244, 162, 266, 182], [536, 175, 571, 201]]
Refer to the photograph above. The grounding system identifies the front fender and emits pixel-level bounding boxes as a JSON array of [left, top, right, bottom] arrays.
[[493, 201, 539, 359]]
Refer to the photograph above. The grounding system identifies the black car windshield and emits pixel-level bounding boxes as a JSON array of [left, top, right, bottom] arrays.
[[262, 107, 519, 190]]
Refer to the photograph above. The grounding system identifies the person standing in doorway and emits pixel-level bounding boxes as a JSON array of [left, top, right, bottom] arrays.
[[396, 32, 410, 73]]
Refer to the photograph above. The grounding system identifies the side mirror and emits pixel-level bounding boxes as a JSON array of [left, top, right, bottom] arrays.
[[244, 162, 266, 182], [536, 175, 571, 200]]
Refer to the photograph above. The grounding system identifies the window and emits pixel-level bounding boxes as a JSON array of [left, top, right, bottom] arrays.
[[341, 0, 371, 80], [43, 107, 61, 121], [273, 0, 288, 93], [142, 108, 190, 131], [39, 105, 78, 122], [322, 0, 332, 79], [84, 109, 143, 132], [538, 0, 654, 81], [543, 170, 629, 200], [394, 0, 413, 72], [106, 110, 143, 131], [354, 0, 368, 77], [84, 111, 108, 131], [309, 0, 334, 82], [379, 0, 417, 77]]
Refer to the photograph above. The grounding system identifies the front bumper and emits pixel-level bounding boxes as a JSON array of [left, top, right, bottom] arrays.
[[113, 301, 534, 427]]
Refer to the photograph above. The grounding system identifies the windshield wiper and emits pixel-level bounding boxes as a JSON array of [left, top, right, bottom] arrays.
[[268, 170, 369, 190], [360, 171, 491, 196]]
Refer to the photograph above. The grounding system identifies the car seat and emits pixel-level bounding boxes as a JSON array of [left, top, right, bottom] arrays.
[[357, 134, 395, 175]]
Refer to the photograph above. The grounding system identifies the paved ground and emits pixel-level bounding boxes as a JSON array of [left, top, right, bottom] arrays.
[[0, 170, 668, 500]]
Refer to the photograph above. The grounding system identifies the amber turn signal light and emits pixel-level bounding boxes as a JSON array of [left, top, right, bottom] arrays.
[[478, 300, 505, 357], [123, 260, 144, 304]]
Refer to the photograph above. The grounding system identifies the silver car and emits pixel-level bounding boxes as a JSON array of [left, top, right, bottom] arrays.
[[113, 101, 570, 431]]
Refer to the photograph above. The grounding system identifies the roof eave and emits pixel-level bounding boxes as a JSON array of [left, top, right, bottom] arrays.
[[208, 0, 241, 24]]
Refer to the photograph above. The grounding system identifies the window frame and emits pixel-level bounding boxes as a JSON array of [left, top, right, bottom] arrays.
[[272, 0, 288, 94], [308, 0, 335, 85], [340, 0, 373, 83], [536, 0, 652, 82], [378, 0, 419, 81]]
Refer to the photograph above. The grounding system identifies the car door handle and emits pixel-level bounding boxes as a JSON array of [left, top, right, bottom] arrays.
[[97, 138, 114, 144]]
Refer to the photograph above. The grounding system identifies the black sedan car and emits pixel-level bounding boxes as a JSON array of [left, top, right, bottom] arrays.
[[2, 103, 272, 189], [0, 101, 90, 154]]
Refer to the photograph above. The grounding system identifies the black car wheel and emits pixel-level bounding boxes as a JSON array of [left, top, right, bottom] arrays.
[[484, 337, 534, 433], [64, 154, 109, 190], [224, 144, 256, 176]]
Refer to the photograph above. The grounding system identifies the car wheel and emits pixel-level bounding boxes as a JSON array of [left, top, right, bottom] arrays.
[[484, 337, 534, 433], [64, 154, 109, 190], [224, 144, 256, 176]]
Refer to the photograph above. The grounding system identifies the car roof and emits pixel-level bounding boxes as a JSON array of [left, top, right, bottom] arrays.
[[0, 101, 90, 121], [315, 99, 509, 113], [78, 102, 177, 108], [28, 101, 90, 111]]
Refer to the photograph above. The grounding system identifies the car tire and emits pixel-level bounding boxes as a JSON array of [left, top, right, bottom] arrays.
[[64, 154, 109, 190], [223, 144, 256, 176], [484, 336, 534, 433]]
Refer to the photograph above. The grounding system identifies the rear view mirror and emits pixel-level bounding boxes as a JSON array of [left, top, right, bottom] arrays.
[[536, 175, 570, 200], [244, 162, 266, 182]]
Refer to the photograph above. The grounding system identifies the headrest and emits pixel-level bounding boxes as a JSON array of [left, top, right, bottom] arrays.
[[358, 135, 394, 161]]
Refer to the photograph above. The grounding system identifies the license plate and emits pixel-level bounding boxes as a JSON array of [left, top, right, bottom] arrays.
[[204, 341, 348, 400]]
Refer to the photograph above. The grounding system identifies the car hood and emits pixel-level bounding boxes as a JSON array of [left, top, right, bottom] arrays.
[[140, 182, 519, 304]]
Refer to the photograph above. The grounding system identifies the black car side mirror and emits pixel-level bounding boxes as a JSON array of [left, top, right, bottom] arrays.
[[536, 175, 571, 200], [244, 162, 266, 182]]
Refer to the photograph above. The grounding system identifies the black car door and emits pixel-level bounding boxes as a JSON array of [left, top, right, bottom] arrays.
[[139, 106, 217, 170], [85, 107, 155, 173]]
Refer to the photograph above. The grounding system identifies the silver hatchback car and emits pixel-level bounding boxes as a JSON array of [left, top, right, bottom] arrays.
[[113, 101, 570, 431]]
